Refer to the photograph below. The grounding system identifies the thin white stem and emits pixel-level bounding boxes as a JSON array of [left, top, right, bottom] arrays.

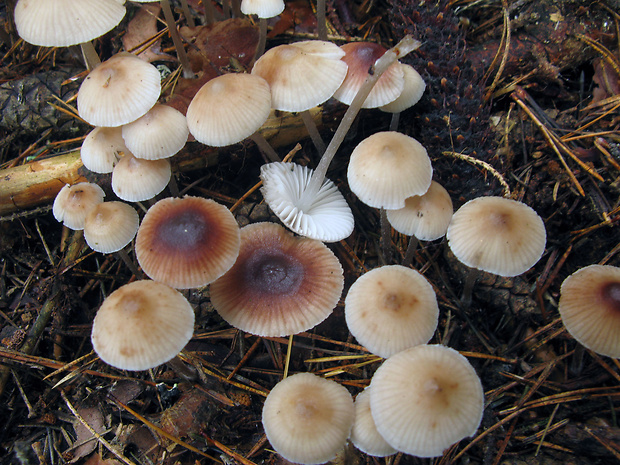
[[389, 112, 401, 131], [297, 35, 421, 210]]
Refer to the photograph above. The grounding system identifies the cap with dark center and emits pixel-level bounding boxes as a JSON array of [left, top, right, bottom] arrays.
[[135, 196, 240, 289], [559, 264, 620, 358], [210, 222, 344, 336]]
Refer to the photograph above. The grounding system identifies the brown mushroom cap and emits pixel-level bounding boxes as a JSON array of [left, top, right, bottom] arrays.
[[559, 264, 620, 358], [262, 372, 355, 464], [84, 201, 139, 253], [186, 73, 272, 147], [333, 42, 405, 109], [91, 280, 195, 371], [52, 182, 105, 230], [78, 53, 161, 127], [135, 196, 241, 289], [210, 222, 344, 336], [347, 131, 433, 210], [345, 265, 438, 358], [14, 0, 126, 47], [369, 344, 484, 457], [251, 40, 348, 112], [446, 196, 546, 277]]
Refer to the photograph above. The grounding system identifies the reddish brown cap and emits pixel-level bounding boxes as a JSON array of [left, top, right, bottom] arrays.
[[135, 196, 241, 289], [210, 222, 344, 336]]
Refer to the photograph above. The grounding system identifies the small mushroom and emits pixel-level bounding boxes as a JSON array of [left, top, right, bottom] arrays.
[[52, 182, 105, 230], [350, 387, 397, 457]]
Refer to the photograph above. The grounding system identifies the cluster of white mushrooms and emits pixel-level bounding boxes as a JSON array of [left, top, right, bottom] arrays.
[[14, 0, 620, 463]]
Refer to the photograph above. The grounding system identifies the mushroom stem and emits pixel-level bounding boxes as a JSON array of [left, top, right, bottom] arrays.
[[380, 208, 392, 264], [297, 35, 421, 211], [116, 247, 143, 278], [402, 236, 419, 268], [179, 0, 195, 27], [250, 133, 280, 162], [160, 0, 195, 79], [80, 42, 101, 70], [203, 0, 216, 24], [317, 0, 327, 41], [389, 112, 400, 131], [300, 109, 326, 154], [460, 268, 481, 309], [254, 18, 268, 61]]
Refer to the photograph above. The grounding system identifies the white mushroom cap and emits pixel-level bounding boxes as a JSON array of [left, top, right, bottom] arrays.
[[260, 162, 354, 242], [111, 153, 171, 202], [345, 265, 438, 358], [350, 387, 397, 457], [186, 73, 272, 147], [91, 280, 195, 371], [80, 126, 127, 173], [348, 131, 433, 210], [386, 180, 453, 241], [379, 63, 426, 113], [240, 0, 284, 18], [559, 264, 620, 358], [14, 0, 126, 47], [53, 182, 105, 230], [446, 196, 546, 277], [78, 53, 161, 127], [84, 201, 139, 253], [369, 344, 484, 457], [262, 373, 355, 464], [121, 104, 188, 160], [251, 40, 348, 112]]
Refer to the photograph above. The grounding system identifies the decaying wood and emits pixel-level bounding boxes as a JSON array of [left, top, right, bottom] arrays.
[[0, 108, 322, 216]]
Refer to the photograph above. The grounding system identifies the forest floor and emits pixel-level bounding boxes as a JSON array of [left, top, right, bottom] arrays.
[[1, 0, 620, 464]]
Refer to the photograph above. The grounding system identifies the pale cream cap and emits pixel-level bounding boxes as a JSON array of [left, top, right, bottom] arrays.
[[111, 153, 171, 202], [81, 126, 127, 174], [350, 387, 397, 457], [53, 182, 105, 230], [84, 201, 139, 253]]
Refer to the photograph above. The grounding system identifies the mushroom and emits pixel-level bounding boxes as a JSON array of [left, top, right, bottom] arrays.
[[262, 372, 355, 464], [345, 265, 438, 358], [369, 344, 484, 457], [14, 0, 126, 69], [111, 153, 171, 202], [446, 196, 546, 305], [386, 180, 453, 267], [379, 63, 426, 131], [80, 126, 128, 174], [77, 52, 162, 128], [210, 222, 344, 336], [350, 387, 397, 457], [91, 280, 195, 371], [52, 182, 105, 230], [240, 0, 285, 60], [135, 196, 240, 289], [559, 264, 620, 358]]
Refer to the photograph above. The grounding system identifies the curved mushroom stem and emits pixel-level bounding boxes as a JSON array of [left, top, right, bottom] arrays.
[[160, 0, 195, 79], [460, 268, 481, 310], [254, 17, 268, 62], [296, 35, 421, 211], [402, 236, 419, 268], [317, 0, 327, 41]]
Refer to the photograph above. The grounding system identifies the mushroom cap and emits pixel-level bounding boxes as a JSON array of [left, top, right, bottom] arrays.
[[386, 180, 453, 241], [262, 372, 355, 464], [80, 126, 127, 173], [379, 63, 426, 113], [260, 162, 354, 242], [333, 42, 405, 109], [369, 344, 484, 457], [350, 387, 397, 457], [135, 196, 241, 289], [347, 131, 433, 210], [52, 182, 105, 230], [111, 153, 171, 202], [121, 104, 188, 160], [78, 53, 161, 127], [446, 196, 546, 277], [84, 201, 139, 253], [345, 265, 438, 358], [240, 0, 284, 18], [559, 264, 620, 358], [210, 222, 344, 337], [14, 0, 126, 47], [91, 280, 195, 371], [186, 73, 272, 147], [251, 40, 348, 112]]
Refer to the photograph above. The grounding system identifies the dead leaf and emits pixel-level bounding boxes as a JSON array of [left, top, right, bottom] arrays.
[[69, 406, 107, 463], [123, 3, 177, 63]]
